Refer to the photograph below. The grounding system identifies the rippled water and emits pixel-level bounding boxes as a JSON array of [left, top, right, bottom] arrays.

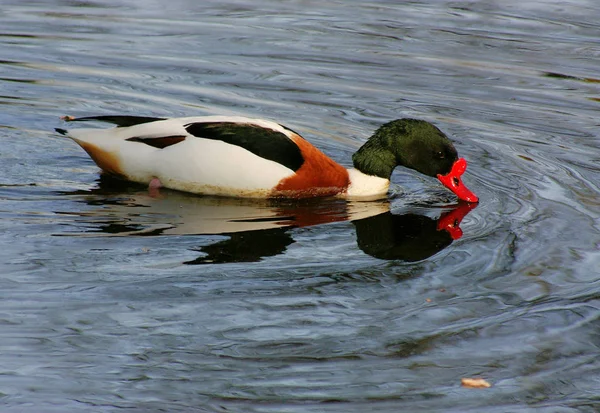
[[2, 0, 600, 411]]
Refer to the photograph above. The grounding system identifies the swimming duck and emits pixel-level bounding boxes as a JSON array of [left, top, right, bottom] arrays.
[[56, 115, 478, 202]]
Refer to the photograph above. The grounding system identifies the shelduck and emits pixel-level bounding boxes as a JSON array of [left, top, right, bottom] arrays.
[[56, 115, 478, 202]]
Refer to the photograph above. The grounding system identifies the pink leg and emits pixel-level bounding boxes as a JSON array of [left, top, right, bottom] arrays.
[[148, 178, 162, 197]]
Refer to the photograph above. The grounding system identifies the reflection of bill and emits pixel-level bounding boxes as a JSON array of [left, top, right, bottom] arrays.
[[60, 177, 476, 264]]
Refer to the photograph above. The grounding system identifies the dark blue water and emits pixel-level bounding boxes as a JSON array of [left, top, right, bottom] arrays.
[[1, 1, 600, 412]]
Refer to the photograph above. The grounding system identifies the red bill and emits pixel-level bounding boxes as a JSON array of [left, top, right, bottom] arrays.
[[437, 158, 479, 203]]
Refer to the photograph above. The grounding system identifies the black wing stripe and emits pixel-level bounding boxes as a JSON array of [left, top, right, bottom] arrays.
[[64, 116, 166, 127], [126, 135, 187, 149], [185, 122, 304, 172]]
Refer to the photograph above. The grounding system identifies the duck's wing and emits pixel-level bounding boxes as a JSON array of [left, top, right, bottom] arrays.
[[183, 121, 304, 172], [117, 121, 305, 171], [58, 116, 306, 171]]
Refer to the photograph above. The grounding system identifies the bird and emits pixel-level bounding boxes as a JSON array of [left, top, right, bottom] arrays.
[[55, 115, 478, 202]]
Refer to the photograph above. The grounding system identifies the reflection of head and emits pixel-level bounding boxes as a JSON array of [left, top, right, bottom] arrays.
[[353, 212, 453, 262]]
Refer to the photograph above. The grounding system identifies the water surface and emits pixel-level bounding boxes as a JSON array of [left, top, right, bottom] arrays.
[[1, 1, 600, 412]]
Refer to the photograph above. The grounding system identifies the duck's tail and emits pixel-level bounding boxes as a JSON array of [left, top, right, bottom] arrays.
[[58, 115, 166, 128], [56, 115, 168, 139]]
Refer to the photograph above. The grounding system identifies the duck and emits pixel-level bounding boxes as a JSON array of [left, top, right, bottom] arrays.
[[55, 115, 478, 202]]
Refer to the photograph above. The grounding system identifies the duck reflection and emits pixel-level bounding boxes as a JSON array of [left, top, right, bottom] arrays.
[[61, 176, 476, 263]]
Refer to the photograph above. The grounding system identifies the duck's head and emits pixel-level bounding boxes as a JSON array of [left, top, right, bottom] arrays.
[[352, 119, 478, 203]]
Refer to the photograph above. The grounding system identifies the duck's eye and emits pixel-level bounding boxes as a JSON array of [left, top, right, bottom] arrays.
[[437, 151, 445, 159]]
